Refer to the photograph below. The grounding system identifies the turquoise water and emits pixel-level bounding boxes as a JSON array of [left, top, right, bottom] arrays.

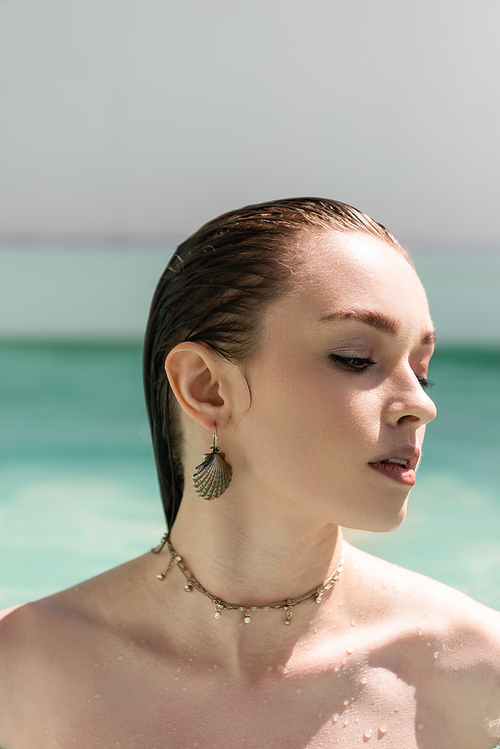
[[1, 343, 499, 610]]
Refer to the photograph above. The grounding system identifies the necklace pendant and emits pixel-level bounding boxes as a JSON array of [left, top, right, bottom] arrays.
[[153, 537, 347, 627], [214, 603, 223, 620], [156, 557, 174, 581]]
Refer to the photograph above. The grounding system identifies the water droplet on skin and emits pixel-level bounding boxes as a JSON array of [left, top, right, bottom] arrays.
[[267, 666, 273, 671], [427, 642, 432, 647], [382, 581, 389, 589], [182, 687, 187, 691], [363, 729, 372, 740], [318, 711, 323, 718], [351, 619, 356, 626], [296, 688, 302, 694], [394, 708, 399, 713], [176, 667, 181, 673], [213, 665, 218, 669], [334, 664, 340, 672], [434, 652, 439, 659], [332, 713, 339, 723], [117, 655, 124, 661], [378, 724, 388, 737], [354, 564, 359, 569], [395, 587, 401, 591], [417, 723, 424, 731], [174, 676, 180, 682], [262, 699, 268, 704], [360, 677, 367, 684], [344, 718, 349, 726], [343, 699, 349, 706], [346, 647, 354, 654], [94, 693, 101, 699]]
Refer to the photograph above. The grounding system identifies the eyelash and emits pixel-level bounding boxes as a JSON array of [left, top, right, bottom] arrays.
[[329, 354, 376, 372], [328, 354, 434, 389]]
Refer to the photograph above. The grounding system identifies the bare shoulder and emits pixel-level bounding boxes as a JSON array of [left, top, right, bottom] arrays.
[[348, 542, 500, 656], [0, 596, 79, 690], [347, 543, 500, 746], [0, 551, 154, 656], [0, 590, 101, 745], [0, 602, 36, 668], [0, 601, 45, 740], [0, 555, 156, 744]]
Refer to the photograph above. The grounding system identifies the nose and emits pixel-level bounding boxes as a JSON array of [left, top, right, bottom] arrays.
[[385, 366, 437, 428]]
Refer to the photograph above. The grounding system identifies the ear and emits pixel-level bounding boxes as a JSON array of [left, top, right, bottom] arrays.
[[165, 342, 231, 431]]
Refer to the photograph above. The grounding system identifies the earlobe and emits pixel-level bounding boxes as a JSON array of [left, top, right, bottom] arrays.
[[165, 342, 227, 430]]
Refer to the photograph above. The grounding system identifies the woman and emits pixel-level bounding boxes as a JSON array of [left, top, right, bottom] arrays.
[[1, 197, 499, 748]]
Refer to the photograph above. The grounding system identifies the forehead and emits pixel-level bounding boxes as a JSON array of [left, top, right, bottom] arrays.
[[274, 231, 432, 336]]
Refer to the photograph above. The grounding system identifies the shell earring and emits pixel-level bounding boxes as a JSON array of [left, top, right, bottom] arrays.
[[192, 425, 232, 500]]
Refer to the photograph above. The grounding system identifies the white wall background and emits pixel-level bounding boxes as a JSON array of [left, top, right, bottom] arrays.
[[0, 0, 498, 340], [1, 0, 500, 246]]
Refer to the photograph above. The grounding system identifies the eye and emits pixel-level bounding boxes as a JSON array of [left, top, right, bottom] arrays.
[[329, 354, 376, 372], [417, 376, 434, 389]]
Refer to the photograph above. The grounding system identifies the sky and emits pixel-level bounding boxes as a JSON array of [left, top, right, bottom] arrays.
[[0, 0, 499, 249]]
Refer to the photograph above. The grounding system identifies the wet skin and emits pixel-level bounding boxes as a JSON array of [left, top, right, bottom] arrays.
[[1, 230, 500, 749]]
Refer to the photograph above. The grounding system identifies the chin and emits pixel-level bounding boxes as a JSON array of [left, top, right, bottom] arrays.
[[341, 501, 408, 534]]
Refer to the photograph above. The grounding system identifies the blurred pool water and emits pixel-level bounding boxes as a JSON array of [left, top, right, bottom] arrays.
[[0, 343, 499, 610]]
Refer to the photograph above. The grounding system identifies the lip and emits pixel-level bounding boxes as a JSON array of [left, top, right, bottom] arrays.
[[368, 446, 421, 487]]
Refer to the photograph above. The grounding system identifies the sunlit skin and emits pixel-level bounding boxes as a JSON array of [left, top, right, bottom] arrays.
[[0, 230, 500, 749], [165, 231, 437, 608], [211, 231, 437, 534]]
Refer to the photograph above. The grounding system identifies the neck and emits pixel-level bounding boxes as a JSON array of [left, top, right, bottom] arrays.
[[146, 485, 354, 675], [169, 490, 345, 606]]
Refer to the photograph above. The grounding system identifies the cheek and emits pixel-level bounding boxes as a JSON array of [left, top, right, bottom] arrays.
[[239, 361, 378, 497]]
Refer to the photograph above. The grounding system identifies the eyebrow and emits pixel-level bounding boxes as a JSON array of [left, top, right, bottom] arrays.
[[320, 309, 437, 346]]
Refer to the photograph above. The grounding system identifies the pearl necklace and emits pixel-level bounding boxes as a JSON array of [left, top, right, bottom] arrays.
[[152, 533, 346, 626]]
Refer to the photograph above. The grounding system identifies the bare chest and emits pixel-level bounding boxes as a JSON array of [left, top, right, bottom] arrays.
[[9, 658, 467, 749]]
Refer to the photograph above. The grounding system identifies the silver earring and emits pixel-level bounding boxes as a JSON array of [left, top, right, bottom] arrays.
[[192, 425, 232, 500]]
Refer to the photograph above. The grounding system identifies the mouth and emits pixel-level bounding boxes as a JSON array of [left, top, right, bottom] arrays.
[[368, 449, 420, 487]]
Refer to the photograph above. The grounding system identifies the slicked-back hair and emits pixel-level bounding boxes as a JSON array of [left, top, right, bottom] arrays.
[[143, 197, 408, 528]]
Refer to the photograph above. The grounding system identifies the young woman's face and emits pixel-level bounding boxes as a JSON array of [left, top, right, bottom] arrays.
[[235, 230, 437, 532]]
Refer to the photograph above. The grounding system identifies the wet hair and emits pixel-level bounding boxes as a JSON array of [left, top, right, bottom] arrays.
[[143, 197, 408, 528]]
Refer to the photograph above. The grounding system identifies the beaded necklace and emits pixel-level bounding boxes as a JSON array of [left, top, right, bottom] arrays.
[[152, 533, 346, 626]]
